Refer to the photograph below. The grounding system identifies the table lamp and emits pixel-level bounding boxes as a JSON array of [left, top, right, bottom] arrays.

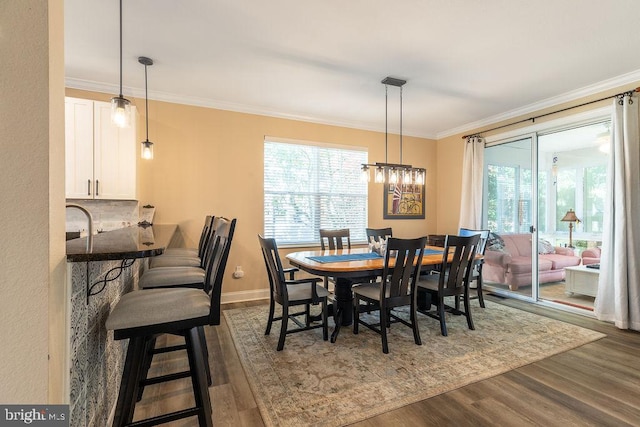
[[561, 209, 581, 248]]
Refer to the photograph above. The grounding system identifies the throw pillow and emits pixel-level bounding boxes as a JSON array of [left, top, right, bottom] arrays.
[[538, 238, 555, 254], [487, 232, 506, 252]]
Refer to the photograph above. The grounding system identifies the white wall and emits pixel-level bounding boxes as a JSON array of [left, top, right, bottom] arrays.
[[0, 0, 66, 403]]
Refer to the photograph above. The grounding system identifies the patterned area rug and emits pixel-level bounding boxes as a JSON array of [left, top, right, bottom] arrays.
[[224, 301, 605, 427]]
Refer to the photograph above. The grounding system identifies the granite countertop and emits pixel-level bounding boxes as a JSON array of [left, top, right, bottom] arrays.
[[66, 224, 177, 262]]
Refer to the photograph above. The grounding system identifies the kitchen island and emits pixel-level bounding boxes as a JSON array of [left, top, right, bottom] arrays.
[[65, 224, 176, 426]]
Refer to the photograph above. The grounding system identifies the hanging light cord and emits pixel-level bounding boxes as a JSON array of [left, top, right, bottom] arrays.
[[385, 84, 388, 163], [400, 86, 403, 165], [118, 0, 124, 98], [144, 63, 149, 140]]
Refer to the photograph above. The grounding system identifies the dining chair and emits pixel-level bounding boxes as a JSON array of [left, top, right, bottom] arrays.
[[459, 228, 490, 308], [416, 234, 480, 336], [352, 236, 427, 354], [365, 227, 393, 243], [258, 234, 329, 351], [319, 228, 351, 250], [319, 228, 351, 290], [105, 218, 235, 427]]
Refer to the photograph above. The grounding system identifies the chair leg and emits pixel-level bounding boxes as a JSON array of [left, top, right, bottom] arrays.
[[198, 326, 212, 386], [464, 290, 475, 331], [136, 337, 157, 402], [437, 298, 448, 337], [477, 274, 485, 308], [305, 303, 311, 327], [277, 304, 289, 351], [352, 296, 359, 334], [113, 336, 147, 427], [322, 298, 328, 341], [265, 296, 275, 335], [380, 305, 389, 354], [411, 301, 422, 346], [185, 328, 213, 427]]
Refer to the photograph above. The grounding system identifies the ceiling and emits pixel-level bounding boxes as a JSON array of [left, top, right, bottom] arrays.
[[65, 0, 640, 139]]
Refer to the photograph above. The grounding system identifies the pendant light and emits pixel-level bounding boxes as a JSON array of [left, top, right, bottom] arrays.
[[361, 77, 425, 185], [110, 0, 131, 127], [139, 56, 154, 160]]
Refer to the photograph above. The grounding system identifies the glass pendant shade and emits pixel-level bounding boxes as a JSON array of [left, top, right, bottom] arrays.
[[414, 170, 425, 185], [111, 96, 131, 128], [360, 165, 370, 182], [141, 140, 154, 160], [403, 169, 413, 185], [388, 168, 398, 184], [374, 166, 385, 183]]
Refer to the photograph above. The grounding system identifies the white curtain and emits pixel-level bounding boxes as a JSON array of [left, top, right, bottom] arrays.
[[594, 93, 640, 331], [458, 136, 485, 230]]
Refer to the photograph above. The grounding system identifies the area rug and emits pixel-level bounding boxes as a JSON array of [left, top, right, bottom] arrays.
[[224, 301, 605, 427]]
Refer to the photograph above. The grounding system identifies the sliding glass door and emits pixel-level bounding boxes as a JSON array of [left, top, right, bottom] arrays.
[[483, 135, 536, 301], [536, 122, 608, 311], [482, 118, 610, 312]]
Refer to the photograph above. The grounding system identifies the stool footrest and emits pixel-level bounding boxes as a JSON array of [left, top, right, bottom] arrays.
[[141, 370, 191, 387], [126, 407, 201, 427], [152, 344, 187, 354]]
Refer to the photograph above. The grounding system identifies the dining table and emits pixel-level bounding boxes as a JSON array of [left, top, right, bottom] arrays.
[[286, 246, 449, 342]]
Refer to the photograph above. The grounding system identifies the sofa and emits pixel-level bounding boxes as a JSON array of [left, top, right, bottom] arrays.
[[483, 233, 581, 290], [581, 247, 601, 265]]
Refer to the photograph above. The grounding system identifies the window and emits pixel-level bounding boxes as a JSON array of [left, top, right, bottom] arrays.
[[264, 138, 368, 246]]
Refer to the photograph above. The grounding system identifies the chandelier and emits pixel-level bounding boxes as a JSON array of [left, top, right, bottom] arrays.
[[361, 77, 425, 185]]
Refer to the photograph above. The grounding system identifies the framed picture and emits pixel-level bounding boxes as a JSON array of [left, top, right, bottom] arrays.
[[383, 183, 425, 219]]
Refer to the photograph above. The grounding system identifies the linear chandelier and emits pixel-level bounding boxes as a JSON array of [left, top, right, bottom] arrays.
[[361, 77, 425, 185]]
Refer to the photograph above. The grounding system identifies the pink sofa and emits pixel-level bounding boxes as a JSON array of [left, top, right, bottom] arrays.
[[483, 233, 580, 290], [581, 247, 601, 265]]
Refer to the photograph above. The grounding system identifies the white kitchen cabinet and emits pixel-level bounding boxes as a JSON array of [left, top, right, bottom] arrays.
[[65, 97, 136, 199]]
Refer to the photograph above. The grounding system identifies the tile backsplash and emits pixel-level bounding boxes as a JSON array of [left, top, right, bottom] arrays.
[[66, 200, 139, 233]]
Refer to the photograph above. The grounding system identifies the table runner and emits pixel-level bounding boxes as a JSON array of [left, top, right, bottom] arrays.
[[307, 249, 443, 263]]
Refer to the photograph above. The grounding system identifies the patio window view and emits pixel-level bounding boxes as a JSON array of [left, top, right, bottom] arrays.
[[263, 139, 368, 245], [482, 121, 609, 311]]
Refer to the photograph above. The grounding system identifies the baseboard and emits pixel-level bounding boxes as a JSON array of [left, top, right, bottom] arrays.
[[221, 289, 269, 304]]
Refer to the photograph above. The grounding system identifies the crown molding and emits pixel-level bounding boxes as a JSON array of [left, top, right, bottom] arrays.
[[436, 69, 640, 140], [67, 69, 640, 142], [65, 77, 434, 139]]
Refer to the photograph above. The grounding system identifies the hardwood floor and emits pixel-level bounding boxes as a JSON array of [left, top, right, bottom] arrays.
[[133, 296, 640, 426]]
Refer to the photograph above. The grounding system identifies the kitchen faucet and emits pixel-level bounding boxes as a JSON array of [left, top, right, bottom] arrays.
[[66, 203, 94, 252]]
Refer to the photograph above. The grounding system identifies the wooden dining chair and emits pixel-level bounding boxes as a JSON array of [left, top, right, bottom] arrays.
[[416, 234, 480, 336], [352, 236, 427, 353], [319, 228, 351, 250], [319, 228, 351, 290], [259, 235, 329, 351], [365, 227, 393, 243], [459, 228, 490, 308]]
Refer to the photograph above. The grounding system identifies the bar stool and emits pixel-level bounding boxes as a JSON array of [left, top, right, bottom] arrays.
[[148, 215, 214, 268], [139, 217, 225, 290], [106, 218, 235, 426]]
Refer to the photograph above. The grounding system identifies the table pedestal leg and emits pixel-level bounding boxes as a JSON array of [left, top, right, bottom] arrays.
[[330, 278, 353, 343]]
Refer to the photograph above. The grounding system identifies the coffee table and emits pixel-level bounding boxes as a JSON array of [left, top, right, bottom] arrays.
[[564, 265, 599, 297]]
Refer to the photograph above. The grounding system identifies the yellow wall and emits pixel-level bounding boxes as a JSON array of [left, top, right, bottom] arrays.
[[1, 0, 66, 403], [66, 88, 437, 298]]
